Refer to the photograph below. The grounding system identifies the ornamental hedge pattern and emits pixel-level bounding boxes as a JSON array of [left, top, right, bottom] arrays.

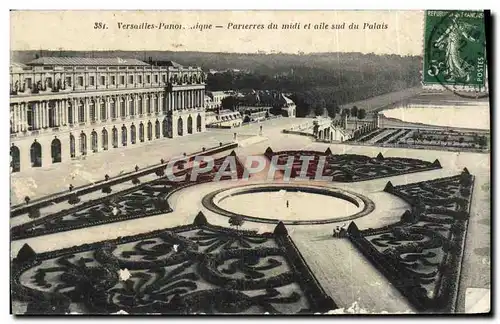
[[347, 170, 475, 313], [11, 216, 335, 315]]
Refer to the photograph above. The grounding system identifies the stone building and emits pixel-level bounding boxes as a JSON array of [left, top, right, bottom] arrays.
[[10, 57, 206, 173]]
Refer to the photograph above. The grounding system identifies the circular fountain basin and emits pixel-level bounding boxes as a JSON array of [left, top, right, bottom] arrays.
[[202, 183, 374, 225]]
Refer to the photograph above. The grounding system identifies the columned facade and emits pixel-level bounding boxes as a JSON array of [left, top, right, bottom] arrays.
[[10, 58, 206, 173]]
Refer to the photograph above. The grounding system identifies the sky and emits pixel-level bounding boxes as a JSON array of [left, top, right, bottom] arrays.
[[10, 10, 424, 55]]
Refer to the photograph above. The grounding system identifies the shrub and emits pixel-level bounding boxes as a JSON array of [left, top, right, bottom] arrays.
[[460, 187, 471, 197], [24, 196, 30, 204], [104, 174, 110, 181], [131, 177, 141, 185], [102, 186, 112, 194], [460, 173, 472, 187], [68, 194, 80, 205], [28, 208, 41, 219], [153, 198, 170, 211], [450, 222, 466, 235], [228, 215, 244, 230], [156, 168, 165, 177]]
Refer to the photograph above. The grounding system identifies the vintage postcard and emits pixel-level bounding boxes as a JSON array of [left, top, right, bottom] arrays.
[[9, 10, 491, 315]]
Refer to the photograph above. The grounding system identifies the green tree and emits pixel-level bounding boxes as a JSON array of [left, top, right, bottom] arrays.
[[458, 137, 465, 144], [221, 96, 238, 111], [341, 108, 350, 118], [351, 106, 359, 118], [356, 109, 366, 129], [314, 105, 324, 116]]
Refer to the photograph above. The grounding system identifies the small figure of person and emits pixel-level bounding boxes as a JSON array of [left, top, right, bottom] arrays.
[[286, 200, 289, 208]]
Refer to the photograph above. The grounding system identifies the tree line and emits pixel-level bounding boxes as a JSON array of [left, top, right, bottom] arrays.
[[205, 54, 421, 118]]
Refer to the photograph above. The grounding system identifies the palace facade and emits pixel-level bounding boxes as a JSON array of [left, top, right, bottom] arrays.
[[10, 57, 206, 173]]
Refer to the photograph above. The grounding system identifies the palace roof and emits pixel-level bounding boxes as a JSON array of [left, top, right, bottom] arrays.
[[27, 57, 150, 67]]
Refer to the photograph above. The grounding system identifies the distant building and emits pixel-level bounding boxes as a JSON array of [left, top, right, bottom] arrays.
[[238, 106, 272, 123], [204, 94, 217, 111], [205, 90, 235, 111], [205, 109, 242, 128], [10, 57, 206, 173], [236, 90, 296, 118]]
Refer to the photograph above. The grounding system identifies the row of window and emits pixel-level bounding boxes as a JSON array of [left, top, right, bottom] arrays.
[[69, 73, 163, 87], [17, 73, 202, 89]]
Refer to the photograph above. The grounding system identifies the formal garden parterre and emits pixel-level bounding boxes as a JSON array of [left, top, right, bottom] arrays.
[[11, 214, 335, 315], [11, 145, 478, 314], [264, 147, 442, 182], [11, 150, 246, 240], [347, 170, 474, 313], [349, 127, 489, 152]]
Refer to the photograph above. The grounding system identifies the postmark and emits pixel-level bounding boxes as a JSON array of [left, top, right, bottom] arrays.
[[423, 10, 488, 98]]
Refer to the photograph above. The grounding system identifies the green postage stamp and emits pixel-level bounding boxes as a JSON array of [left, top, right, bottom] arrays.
[[423, 10, 487, 90]]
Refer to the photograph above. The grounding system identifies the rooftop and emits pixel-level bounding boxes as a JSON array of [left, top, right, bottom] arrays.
[[10, 62, 27, 69], [28, 57, 150, 67], [150, 60, 184, 68]]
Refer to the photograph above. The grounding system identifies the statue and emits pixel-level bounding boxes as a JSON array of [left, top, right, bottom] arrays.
[[14, 81, 19, 93], [433, 17, 481, 82]]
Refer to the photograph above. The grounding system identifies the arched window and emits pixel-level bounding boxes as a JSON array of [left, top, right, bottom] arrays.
[[100, 100, 106, 121], [102, 128, 109, 150], [129, 97, 135, 116], [91, 131, 98, 152], [112, 127, 118, 148], [70, 134, 76, 158], [187, 115, 193, 134], [146, 96, 151, 114], [121, 125, 127, 146], [30, 141, 42, 167], [162, 118, 169, 137], [79, 132, 87, 155], [147, 121, 153, 140], [90, 100, 96, 122], [51, 138, 62, 163], [196, 114, 202, 132], [130, 124, 136, 144], [110, 99, 116, 119], [138, 97, 143, 115], [10, 145, 20, 172], [154, 96, 159, 113], [78, 100, 85, 123], [139, 123, 145, 142], [120, 98, 126, 117], [155, 120, 160, 138], [177, 117, 183, 136]]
